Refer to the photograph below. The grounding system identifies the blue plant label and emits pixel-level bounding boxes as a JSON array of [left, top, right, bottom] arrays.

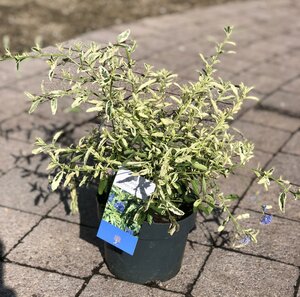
[[96, 169, 156, 255]]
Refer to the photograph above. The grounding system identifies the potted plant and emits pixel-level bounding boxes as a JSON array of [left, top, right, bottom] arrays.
[[1, 27, 299, 284]]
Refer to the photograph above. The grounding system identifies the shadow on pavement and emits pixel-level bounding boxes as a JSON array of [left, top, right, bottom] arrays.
[[0, 241, 16, 297]]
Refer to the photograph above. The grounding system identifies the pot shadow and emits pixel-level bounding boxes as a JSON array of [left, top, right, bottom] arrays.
[[0, 241, 16, 297]]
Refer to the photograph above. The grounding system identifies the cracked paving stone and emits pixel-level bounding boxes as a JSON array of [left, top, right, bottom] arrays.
[[8, 218, 102, 278]]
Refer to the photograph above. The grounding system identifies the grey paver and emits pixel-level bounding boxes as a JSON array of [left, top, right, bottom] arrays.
[[188, 213, 220, 246], [8, 218, 102, 278], [217, 54, 253, 74], [49, 186, 100, 228], [0, 137, 34, 172], [248, 61, 299, 81], [1, 263, 84, 297], [232, 71, 283, 95], [240, 109, 300, 132], [218, 174, 253, 198], [233, 121, 291, 153], [0, 88, 29, 120], [0, 59, 47, 89], [0, 111, 81, 144], [225, 209, 300, 266], [0, 167, 60, 215], [0, 206, 40, 255], [272, 49, 300, 70], [79, 27, 125, 44], [80, 274, 184, 297], [192, 248, 298, 297], [240, 182, 300, 221], [261, 90, 300, 117], [282, 77, 300, 94], [234, 149, 273, 177], [267, 152, 300, 185], [282, 131, 300, 156], [147, 43, 206, 73]]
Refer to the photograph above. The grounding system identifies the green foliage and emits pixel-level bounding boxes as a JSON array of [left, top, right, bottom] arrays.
[[1, 27, 299, 244]]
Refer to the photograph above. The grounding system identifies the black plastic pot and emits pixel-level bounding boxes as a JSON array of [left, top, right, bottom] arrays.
[[103, 211, 197, 284]]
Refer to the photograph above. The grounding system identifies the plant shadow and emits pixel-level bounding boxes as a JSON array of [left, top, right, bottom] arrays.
[[3, 115, 106, 255]]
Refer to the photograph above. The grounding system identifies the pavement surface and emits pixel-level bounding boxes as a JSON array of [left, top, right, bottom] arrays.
[[0, 0, 300, 296]]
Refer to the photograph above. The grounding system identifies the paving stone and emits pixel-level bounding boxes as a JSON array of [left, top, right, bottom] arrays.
[[192, 248, 298, 297], [233, 121, 291, 153], [231, 72, 283, 95], [147, 42, 207, 73], [188, 212, 221, 246], [282, 131, 300, 156], [80, 274, 184, 297], [240, 109, 300, 132], [0, 137, 34, 172], [0, 88, 29, 120], [0, 111, 82, 144], [0, 59, 47, 89], [140, 11, 196, 30], [8, 218, 102, 278], [49, 186, 100, 228], [248, 61, 299, 81], [217, 54, 253, 74], [1, 263, 84, 297], [282, 77, 300, 94], [0, 207, 40, 255], [240, 182, 300, 221], [79, 27, 123, 44], [111, 21, 162, 40], [261, 90, 300, 117], [272, 49, 300, 70], [0, 167, 60, 215], [218, 174, 253, 198], [267, 153, 300, 185], [238, 38, 290, 63], [225, 209, 300, 266]]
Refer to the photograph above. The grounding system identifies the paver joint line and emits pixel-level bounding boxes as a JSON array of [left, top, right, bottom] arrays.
[[2, 200, 61, 259], [75, 261, 105, 297]]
